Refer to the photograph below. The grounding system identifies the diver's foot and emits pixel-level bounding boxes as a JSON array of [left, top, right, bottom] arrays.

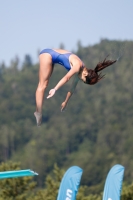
[[34, 112, 42, 126]]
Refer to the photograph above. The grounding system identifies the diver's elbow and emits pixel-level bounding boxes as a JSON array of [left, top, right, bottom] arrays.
[[65, 76, 70, 82]]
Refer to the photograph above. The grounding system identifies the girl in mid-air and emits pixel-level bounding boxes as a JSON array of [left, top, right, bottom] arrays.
[[34, 48, 117, 126]]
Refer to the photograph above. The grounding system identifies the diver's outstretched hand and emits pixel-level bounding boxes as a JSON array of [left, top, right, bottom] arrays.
[[61, 102, 67, 112], [47, 89, 56, 99]]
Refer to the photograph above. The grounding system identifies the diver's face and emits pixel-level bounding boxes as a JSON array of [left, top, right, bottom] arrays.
[[78, 68, 88, 82]]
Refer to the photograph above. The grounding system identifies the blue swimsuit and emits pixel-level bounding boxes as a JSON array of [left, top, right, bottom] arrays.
[[40, 48, 76, 71]]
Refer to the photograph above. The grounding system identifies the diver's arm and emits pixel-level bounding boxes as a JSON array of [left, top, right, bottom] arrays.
[[47, 64, 80, 99], [61, 74, 79, 111]]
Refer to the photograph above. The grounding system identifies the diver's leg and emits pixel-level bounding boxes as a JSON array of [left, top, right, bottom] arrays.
[[34, 53, 53, 126]]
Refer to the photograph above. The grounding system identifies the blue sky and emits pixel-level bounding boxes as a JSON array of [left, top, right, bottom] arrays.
[[0, 0, 133, 65]]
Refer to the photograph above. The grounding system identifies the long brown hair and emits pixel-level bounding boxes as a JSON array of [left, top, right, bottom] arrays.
[[85, 56, 117, 85]]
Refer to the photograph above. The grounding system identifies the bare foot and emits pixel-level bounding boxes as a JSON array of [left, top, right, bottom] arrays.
[[34, 112, 42, 126]]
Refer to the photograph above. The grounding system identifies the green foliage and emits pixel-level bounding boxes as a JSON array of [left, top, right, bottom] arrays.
[[29, 163, 64, 200], [0, 161, 36, 200], [121, 183, 133, 200], [0, 39, 133, 193], [0, 161, 133, 200]]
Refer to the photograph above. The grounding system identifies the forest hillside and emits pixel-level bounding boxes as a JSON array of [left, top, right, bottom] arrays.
[[0, 39, 133, 193]]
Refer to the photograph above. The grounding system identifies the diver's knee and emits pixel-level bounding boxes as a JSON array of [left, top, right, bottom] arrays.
[[37, 82, 48, 91]]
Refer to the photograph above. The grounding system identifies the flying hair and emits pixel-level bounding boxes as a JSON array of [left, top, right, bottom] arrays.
[[94, 55, 117, 82], [95, 55, 116, 72], [85, 55, 117, 85]]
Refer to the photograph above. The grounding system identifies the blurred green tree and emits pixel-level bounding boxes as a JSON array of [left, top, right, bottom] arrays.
[[0, 161, 36, 200]]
